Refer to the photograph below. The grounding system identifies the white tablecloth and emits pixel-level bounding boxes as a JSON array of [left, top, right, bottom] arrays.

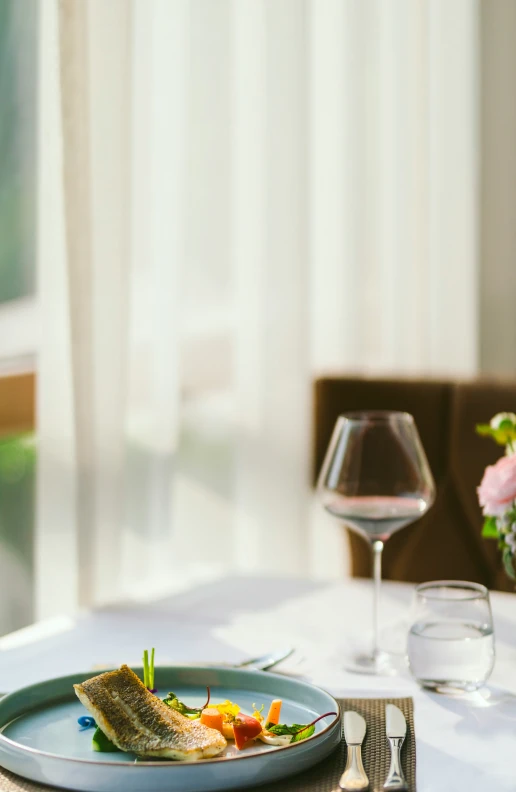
[[0, 576, 515, 791]]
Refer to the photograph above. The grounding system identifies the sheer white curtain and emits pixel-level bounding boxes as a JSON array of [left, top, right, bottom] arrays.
[[36, 0, 479, 618]]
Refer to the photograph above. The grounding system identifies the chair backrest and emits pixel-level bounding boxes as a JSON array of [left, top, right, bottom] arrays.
[[313, 376, 516, 592], [0, 372, 35, 437]]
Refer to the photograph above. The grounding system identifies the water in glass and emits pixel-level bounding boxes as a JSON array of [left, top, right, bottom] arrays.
[[407, 581, 495, 692], [323, 494, 430, 542]]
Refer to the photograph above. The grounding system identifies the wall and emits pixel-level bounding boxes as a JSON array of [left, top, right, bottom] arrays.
[[480, 0, 516, 376]]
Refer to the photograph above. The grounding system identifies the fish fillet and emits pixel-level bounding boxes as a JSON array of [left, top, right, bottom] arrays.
[[74, 665, 227, 761]]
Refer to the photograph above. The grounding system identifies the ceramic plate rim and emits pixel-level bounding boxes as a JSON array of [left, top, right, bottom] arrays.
[[0, 666, 341, 768]]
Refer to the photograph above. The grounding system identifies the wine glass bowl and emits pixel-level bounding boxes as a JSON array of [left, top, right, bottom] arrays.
[[317, 411, 436, 674], [318, 411, 435, 542]]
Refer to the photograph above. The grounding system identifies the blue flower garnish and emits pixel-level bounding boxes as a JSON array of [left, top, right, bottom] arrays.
[[78, 716, 96, 731]]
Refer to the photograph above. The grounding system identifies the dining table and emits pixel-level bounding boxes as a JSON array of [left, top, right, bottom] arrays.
[[0, 574, 514, 791]]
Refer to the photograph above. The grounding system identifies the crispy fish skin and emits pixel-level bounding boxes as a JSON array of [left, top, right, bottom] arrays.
[[74, 665, 227, 761]]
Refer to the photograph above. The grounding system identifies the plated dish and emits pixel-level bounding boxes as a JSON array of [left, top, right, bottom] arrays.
[[0, 653, 341, 792], [73, 650, 335, 762]]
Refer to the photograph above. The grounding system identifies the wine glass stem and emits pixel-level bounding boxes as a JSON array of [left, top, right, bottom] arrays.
[[372, 540, 384, 659]]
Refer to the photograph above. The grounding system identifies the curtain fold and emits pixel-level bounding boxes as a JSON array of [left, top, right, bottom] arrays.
[[234, 0, 311, 574], [123, 0, 186, 596], [37, 0, 480, 614], [57, 0, 131, 607]]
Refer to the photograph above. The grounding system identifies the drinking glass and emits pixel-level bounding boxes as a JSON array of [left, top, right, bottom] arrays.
[[407, 580, 495, 692], [317, 411, 435, 674]]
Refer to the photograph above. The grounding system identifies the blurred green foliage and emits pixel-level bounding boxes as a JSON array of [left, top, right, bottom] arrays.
[[0, 0, 38, 304], [0, 433, 35, 560], [0, 0, 38, 633], [0, 433, 35, 633]]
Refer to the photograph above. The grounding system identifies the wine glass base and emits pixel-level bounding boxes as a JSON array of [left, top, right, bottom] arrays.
[[343, 649, 402, 676]]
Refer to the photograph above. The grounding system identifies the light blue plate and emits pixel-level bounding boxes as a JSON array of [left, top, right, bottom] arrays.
[[0, 666, 341, 792]]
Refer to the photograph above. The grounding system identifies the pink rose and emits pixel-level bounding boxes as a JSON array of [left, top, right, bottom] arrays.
[[478, 454, 516, 515]]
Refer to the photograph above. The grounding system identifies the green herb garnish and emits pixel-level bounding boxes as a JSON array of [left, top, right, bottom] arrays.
[[92, 727, 121, 752], [162, 693, 202, 718], [265, 711, 337, 743], [143, 647, 156, 690], [162, 687, 211, 719], [265, 722, 315, 742]]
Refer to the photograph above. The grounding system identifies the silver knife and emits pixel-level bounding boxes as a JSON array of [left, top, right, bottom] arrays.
[[340, 711, 369, 791], [384, 704, 408, 790], [236, 647, 294, 671]]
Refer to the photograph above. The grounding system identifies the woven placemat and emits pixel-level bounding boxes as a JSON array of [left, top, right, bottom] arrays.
[[0, 697, 415, 792]]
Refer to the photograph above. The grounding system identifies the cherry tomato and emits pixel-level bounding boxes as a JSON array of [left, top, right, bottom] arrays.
[[232, 713, 262, 750]]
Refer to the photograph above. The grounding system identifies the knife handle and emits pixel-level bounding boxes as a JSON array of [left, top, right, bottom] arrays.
[[384, 736, 408, 790], [339, 743, 369, 790]]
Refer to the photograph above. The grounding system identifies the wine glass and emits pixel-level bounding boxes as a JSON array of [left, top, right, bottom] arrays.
[[317, 411, 435, 674]]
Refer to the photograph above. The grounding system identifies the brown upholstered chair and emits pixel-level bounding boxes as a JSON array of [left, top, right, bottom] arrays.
[[0, 372, 35, 438], [313, 376, 516, 593]]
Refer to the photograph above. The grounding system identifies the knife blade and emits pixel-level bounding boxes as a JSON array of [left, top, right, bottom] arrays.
[[384, 704, 408, 790], [236, 647, 294, 671], [340, 711, 369, 791]]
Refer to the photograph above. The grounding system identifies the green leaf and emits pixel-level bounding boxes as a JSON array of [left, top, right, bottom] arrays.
[[497, 428, 516, 444], [265, 722, 316, 743], [502, 548, 516, 581], [475, 424, 516, 447], [476, 423, 493, 436], [92, 727, 121, 752], [291, 724, 315, 743], [482, 516, 499, 539], [162, 693, 201, 718], [265, 722, 315, 742], [266, 722, 303, 735]]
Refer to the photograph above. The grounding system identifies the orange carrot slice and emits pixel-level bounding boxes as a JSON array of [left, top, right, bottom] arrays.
[[200, 707, 224, 733], [266, 699, 282, 725]]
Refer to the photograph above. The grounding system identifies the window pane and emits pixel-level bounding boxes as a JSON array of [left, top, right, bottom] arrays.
[[0, 0, 38, 305]]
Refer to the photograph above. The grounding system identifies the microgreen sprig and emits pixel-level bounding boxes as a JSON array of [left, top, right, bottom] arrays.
[[143, 648, 156, 691], [266, 711, 338, 743]]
